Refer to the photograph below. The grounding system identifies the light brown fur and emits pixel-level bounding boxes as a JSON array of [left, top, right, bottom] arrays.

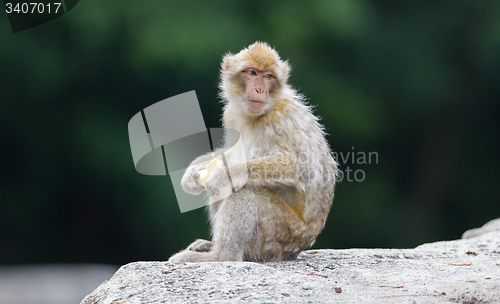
[[169, 42, 338, 263]]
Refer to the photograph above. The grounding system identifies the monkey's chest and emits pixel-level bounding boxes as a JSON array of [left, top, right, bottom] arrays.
[[242, 137, 281, 160], [238, 128, 284, 160]]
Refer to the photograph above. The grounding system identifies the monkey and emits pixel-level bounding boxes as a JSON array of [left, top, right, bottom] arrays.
[[168, 42, 339, 263]]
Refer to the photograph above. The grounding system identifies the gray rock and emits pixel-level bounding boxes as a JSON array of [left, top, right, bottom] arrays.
[[462, 218, 500, 239], [80, 228, 500, 304]]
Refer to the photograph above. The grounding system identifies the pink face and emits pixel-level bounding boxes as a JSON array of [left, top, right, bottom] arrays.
[[241, 68, 278, 112]]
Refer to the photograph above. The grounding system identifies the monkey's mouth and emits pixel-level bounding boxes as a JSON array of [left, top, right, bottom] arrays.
[[248, 99, 265, 110]]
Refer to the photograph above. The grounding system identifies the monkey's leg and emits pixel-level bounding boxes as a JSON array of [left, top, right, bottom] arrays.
[[251, 187, 311, 261], [209, 188, 260, 261], [210, 187, 310, 262], [168, 188, 310, 263], [168, 188, 259, 263]]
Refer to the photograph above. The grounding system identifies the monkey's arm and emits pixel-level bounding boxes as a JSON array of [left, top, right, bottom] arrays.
[[245, 154, 302, 187], [205, 154, 302, 196]]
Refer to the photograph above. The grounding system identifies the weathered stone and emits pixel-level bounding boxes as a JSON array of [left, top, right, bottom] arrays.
[[81, 221, 500, 304], [462, 218, 500, 239]]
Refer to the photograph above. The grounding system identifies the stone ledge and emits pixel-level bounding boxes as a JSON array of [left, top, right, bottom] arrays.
[[81, 220, 500, 304]]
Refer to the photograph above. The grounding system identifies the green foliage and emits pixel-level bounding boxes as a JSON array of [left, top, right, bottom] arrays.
[[0, 0, 499, 264]]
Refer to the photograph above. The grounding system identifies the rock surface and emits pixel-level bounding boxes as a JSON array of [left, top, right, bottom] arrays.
[[462, 218, 500, 239], [81, 223, 500, 304]]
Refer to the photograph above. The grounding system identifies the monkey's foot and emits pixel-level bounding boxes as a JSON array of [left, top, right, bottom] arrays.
[[168, 250, 218, 263], [187, 239, 213, 252]]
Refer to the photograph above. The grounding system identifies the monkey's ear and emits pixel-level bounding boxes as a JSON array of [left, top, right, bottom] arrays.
[[222, 54, 235, 71], [281, 60, 291, 82]]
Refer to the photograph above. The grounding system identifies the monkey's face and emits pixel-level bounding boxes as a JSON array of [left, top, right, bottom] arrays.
[[220, 42, 290, 117], [235, 67, 280, 116]]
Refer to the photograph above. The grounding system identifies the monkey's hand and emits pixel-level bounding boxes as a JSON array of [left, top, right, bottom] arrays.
[[181, 162, 207, 195], [205, 166, 230, 197]]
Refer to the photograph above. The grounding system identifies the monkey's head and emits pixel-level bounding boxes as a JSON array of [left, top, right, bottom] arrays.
[[219, 42, 291, 117]]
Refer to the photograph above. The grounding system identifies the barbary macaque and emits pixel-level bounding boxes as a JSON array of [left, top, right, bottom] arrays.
[[169, 42, 339, 262]]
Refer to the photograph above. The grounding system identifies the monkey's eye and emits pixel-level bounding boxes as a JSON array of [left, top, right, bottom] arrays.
[[247, 69, 258, 76], [264, 73, 275, 79]]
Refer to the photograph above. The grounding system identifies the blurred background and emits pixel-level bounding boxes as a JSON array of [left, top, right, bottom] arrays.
[[1, 0, 499, 275]]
